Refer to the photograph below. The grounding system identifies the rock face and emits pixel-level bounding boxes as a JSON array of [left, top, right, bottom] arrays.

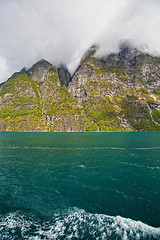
[[27, 59, 52, 82], [0, 82, 5, 88], [38, 66, 93, 132], [68, 44, 160, 131], [0, 64, 93, 131], [1, 44, 160, 132], [58, 66, 71, 88]]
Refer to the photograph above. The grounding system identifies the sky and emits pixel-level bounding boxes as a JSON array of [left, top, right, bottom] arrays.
[[0, 0, 160, 83]]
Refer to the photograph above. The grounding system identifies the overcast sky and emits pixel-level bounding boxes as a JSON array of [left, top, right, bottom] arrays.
[[0, 0, 160, 83]]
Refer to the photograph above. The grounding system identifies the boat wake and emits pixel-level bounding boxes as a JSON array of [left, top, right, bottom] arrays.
[[0, 208, 160, 239]]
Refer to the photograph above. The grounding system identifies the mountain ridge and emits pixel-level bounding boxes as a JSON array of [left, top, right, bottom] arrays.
[[1, 44, 160, 132]]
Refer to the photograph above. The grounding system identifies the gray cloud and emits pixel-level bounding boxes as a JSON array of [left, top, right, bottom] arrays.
[[0, 0, 160, 82]]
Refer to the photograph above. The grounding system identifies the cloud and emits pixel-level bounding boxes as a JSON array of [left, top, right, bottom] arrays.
[[0, 0, 160, 82], [0, 56, 9, 82]]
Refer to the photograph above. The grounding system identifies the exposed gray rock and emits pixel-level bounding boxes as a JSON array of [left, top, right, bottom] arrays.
[[58, 66, 71, 87], [0, 82, 5, 89], [27, 59, 52, 82], [20, 67, 27, 73], [1, 43, 160, 132], [0, 120, 7, 131], [68, 43, 160, 131]]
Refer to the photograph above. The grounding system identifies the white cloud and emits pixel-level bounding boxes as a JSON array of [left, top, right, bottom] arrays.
[[0, 56, 10, 82], [0, 0, 160, 82]]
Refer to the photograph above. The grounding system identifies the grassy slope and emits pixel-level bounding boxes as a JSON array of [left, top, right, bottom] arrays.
[[0, 68, 94, 131], [40, 67, 94, 132], [0, 73, 45, 131]]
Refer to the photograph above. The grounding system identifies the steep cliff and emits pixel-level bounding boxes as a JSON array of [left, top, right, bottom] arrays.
[[27, 59, 52, 82], [0, 72, 45, 131], [68, 45, 160, 131], [0, 62, 93, 131], [58, 66, 71, 88], [1, 44, 160, 132]]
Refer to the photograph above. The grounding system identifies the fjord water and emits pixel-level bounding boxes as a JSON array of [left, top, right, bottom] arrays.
[[0, 132, 160, 239]]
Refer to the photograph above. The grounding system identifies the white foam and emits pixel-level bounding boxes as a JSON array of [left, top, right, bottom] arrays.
[[0, 208, 160, 239], [78, 164, 86, 169], [147, 166, 160, 170], [119, 161, 160, 170], [1, 146, 160, 151]]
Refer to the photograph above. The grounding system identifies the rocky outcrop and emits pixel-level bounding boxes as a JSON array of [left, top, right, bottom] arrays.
[[68, 44, 160, 131], [100, 44, 160, 88], [39, 66, 94, 132], [1, 44, 160, 132], [58, 66, 71, 88], [0, 120, 7, 131], [0, 64, 93, 131], [27, 59, 52, 82], [0, 82, 5, 89]]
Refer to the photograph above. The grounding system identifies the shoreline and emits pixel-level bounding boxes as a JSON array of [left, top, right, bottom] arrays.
[[0, 131, 160, 133]]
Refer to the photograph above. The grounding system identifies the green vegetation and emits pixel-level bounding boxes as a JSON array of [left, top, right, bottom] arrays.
[[154, 57, 160, 64], [99, 124, 122, 132], [1, 52, 160, 132], [152, 110, 160, 125], [136, 88, 154, 103], [84, 96, 121, 132], [136, 88, 148, 94], [45, 86, 80, 116], [86, 123, 98, 131], [0, 73, 44, 131], [0, 109, 43, 119], [119, 96, 160, 131]]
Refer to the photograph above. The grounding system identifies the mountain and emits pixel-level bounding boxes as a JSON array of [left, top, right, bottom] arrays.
[[1, 44, 160, 132]]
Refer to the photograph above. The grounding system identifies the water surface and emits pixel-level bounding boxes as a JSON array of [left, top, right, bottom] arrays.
[[0, 132, 160, 239]]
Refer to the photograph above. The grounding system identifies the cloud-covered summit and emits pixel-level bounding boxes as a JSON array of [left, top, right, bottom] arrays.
[[0, 0, 160, 82]]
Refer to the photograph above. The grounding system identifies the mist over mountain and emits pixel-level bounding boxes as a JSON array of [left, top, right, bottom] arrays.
[[1, 42, 160, 132], [0, 0, 160, 83]]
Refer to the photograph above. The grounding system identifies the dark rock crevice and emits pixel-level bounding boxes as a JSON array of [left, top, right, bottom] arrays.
[[58, 65, 71, 88]]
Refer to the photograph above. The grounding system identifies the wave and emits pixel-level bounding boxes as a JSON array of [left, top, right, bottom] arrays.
[[0, 208, 160, 240], [1, 146, 160, 151], [119, 161, 160, 170]]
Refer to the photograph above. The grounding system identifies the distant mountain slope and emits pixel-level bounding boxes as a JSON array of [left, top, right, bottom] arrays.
[[0, 64, 93, 131], [69, 45, 160, 131], [1, 44, 160, 131]]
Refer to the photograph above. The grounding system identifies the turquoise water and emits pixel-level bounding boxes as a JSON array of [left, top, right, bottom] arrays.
[[0, 132, 160, 239]]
